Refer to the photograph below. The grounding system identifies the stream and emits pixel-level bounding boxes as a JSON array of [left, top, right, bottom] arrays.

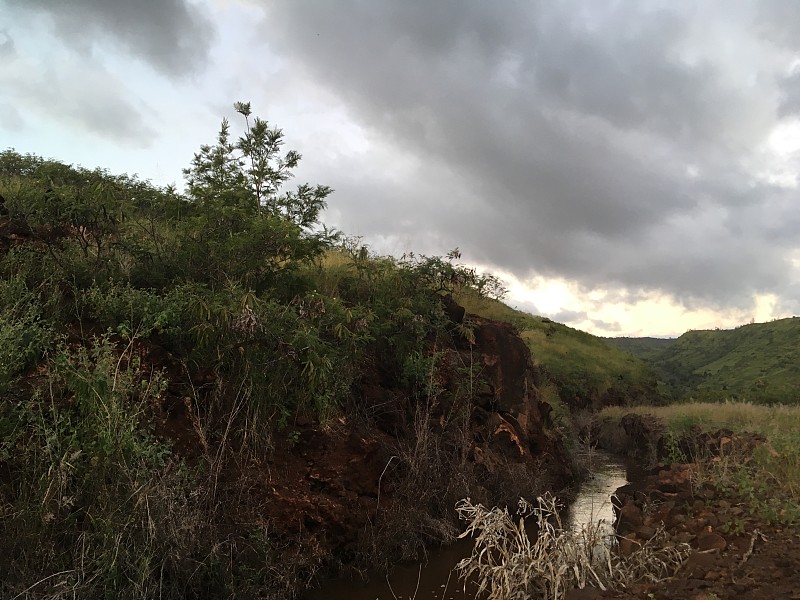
[[305, 450, 632, 600]]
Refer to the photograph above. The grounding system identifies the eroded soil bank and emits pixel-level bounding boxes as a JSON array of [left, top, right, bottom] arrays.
[[254, 314, 577, 595], [576, 416, 800, 600]]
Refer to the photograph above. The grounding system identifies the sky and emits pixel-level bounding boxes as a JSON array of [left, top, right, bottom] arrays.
[[2, 0, 800, 337]]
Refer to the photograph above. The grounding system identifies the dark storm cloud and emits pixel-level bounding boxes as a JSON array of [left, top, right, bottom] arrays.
[[265, 0, 800, 310], [8, 0, 213, 76], [1, 0, 208, 144]]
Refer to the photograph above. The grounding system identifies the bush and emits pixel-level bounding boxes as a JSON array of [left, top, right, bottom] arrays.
[[0, 336, 183, 596], [0, 276, 51, 391]]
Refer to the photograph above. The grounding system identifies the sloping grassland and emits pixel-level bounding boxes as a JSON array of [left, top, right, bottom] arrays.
[[608, 318, 800, 404]]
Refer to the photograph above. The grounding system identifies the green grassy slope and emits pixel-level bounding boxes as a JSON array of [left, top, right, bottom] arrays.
[[609, 318, 800, 404], [604, 337, 676, 362], [455, 292, 664, 409]]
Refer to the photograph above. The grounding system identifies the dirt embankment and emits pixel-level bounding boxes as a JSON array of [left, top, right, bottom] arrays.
[[157, 306, 576, 590], [582, 416, 800, 600]]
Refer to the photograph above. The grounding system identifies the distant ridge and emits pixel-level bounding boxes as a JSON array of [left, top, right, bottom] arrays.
[[456, 291, 664, 410], [606, 317, 800, 404]]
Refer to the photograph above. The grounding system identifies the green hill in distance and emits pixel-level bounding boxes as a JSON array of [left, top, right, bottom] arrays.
[[603, 337, 675, 362], [456, 291, 664, 411], [607, 318, 800, 404]]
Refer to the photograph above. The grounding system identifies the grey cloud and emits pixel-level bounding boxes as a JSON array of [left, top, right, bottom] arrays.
[[0, 50, 155, 145], [8, 0, 213, 76], [778, 71, 800, 117], [757, 0, 800, 51], [0, 30, 15, 58], [0, 102, 25, 132], [264, 1, 799, 310], [550, 309, 588, 324], [591, 319, 622, 333]]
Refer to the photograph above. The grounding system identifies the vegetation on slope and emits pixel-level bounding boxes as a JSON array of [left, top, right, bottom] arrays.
[[608, 319, 800, 404], [456, 292, 664, 411], [604, 336, 675, 362], [0, 103, 520, 597]]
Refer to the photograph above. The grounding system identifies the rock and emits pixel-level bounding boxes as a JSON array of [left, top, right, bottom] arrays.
[[619, 413, 664, 458], [637, 525, 657, 539], [618, 533, 640, 556], [675, 532, 696, 544], [682, 552, 716, 578], [701, 487, 716, 500], [697, 532, 727, 552], [441, 294, 466, 323], [688, 517, 709, 530], [617, 501, 644, 535], [650, 499, 676, 523]]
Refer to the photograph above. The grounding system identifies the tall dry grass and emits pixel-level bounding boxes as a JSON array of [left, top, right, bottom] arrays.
[[455, 494, 689, 600], [599, 401, 800, 440]]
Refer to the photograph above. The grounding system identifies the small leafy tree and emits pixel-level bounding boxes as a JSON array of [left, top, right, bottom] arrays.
[[179, 103, 336, 293], [399, 247, 508, 300], [184, 101, 332, 226]]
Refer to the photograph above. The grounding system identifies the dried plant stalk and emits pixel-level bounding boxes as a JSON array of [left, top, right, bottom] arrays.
[[455, 494, 689, 600]]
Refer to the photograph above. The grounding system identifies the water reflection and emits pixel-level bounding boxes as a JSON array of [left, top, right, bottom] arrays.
[[304, 539, 474, 600], [566, 450, 630, 539]]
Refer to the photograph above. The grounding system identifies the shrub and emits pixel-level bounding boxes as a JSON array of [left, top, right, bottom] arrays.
[[0, 276, 51, 391]]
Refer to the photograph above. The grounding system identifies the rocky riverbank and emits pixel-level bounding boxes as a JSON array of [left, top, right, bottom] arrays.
[[570, 422, 800, 600]]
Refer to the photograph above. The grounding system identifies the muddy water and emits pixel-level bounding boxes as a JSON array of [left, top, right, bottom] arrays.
[[305, 450, 630, 600], [305, 539, 475, 600], [566, 449, 632, 538]]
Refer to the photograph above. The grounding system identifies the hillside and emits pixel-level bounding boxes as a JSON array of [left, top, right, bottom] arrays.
[[607, 319, 800, 404], [0, 105, 576, 598], [604, 336, 675, 362], [455, 292, 665, 410]]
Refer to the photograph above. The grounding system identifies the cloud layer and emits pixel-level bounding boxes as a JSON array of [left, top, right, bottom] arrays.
[[9, 0, 213, 76], [262, 0, 800, 313]]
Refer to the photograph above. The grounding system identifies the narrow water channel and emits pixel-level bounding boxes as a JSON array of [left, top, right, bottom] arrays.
[[305, 450, 630, 600]]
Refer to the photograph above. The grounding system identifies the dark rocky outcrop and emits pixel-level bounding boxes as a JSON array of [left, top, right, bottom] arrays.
[[465, 317, 571, 484], [607, 460, 800, 599], [243, 301, 575, 584]]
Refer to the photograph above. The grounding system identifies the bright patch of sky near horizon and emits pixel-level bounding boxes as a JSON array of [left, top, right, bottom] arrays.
[[2, 0, 800, 337]]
